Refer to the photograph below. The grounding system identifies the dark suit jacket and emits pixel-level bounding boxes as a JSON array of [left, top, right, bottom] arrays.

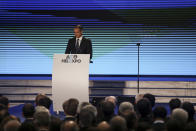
[[65, 37, 93, 59], [63, 116, 76, 122], [152, 123, 166, 131]]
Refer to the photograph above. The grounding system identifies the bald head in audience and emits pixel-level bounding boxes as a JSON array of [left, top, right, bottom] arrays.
[[110, 116, 127, 131], [4, 120, 21, 131], [61, 121, 79, 131], [171, 108, 188, 124], [97, 121, 111, 131]]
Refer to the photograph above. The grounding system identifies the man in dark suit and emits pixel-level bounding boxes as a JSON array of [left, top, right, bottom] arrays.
[[65, 25, 93, 60]]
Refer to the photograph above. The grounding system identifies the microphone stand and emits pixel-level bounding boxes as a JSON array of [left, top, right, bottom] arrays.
[[137, 43, 140, 94]]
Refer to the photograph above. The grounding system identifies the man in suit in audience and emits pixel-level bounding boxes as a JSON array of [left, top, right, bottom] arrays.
[[62, 98, 79, 122], [65, 25, 93, 60]]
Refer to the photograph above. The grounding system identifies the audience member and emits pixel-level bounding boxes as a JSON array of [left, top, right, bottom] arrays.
[[79, 107, 96, 131], [62, 98, 79, 122], [152, 106, 167, 131], [34, 111, 50, 131], [136, 99, 152, 123], [97, 101, 115, 123], [169, 98, 181, 112], [120, 110, 137, 131], [171, 108, 188, 125], [0, 94, 195, 131], [61, 121, 79, 131], [37, 96, 52, 110], [97, 121, 111, 131], [49, 116, 62, 131], [182, 102, 195, 122], [110, 116, 127, 131], [143, 93, 156, 108], [4, 120, 21, 131], [119, 102, 134, 115], [105, 96, 117, 107], [22, 103, 35, 123]]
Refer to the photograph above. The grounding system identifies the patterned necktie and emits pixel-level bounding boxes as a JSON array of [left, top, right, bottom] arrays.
[[76, 38, 79, 53]]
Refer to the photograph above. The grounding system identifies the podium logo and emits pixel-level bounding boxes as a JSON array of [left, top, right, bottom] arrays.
[[61, 55, 81, 63]]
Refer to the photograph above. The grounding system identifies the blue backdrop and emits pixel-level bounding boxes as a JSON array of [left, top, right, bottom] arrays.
[[0, 0, 196, 75]]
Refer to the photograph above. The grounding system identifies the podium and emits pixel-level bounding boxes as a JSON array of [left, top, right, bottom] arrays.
[[52, 54, 90, 112]]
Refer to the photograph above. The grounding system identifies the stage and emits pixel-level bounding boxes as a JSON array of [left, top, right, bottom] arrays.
[[0, 75, 196, 106]]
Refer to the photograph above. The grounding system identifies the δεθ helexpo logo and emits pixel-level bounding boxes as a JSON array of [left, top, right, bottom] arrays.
[[61, 55, 81, 63]]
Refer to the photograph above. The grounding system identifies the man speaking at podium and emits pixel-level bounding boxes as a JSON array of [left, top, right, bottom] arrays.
[[65, 25, 93, 60]]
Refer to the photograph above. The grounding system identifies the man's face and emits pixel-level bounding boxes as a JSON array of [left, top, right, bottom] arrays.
[[74, 28, 82, 38]]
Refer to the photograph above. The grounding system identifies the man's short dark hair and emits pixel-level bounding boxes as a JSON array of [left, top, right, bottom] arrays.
[[79, 108, 95, 128], [169, 98, 181, 111], [62, 98, 79, 116], [137, 122, 151, 131], [0, 104, 9, 123], [35, 94, 45, 106], [22, 103, 35, 118], [74, 25, 83, 31], [18, 121, 38, 131], [143, 93, 155, 107], [0, 96, 9, 108], [110, 116, 127, 131], [37, 96, 52, 109], [181, 102, 195, 122], [49, 116, 62, 131], [153, 106, 167, 119], [120, 110, 137, 130], [101, 101, 115, 116], [34, 111, 50, 128], [136, 99, 152, 117]]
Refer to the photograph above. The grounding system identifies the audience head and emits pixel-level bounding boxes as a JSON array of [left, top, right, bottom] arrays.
[[153, 106, 167, 120], [167, 118, 184, 131], [82, 105, 97, 118], [110, 116, 127, 131], [181, 101, 195, 122], [119, 102, 134, 115], [101, 101, 115, 116], [97, 121, 111, 131], [143, 93, 155, 107], [62, 98, 79, 116], [0, 115, 20, 131], [137, 122, 152, 131], [136, 99, 152, 118], [33, 111, 50, 130], [105, 96, 117, 106], [35, 106, 50, 115], [22, 103, 35, 119], [0, 104, 9, 123], [37, 96, 52, 110], [171, 108, 188, 124], [120, 110, 137, 130], [61, 121, 79, 131], [79, 107, 95, 128], [77, 102, 90, 114], [49, 116, 62, 131], [0, 115, 19, 123], [135, 94, 144, 104], [169, 98, 181, 111], [18, 121, 38, 131], [4, 120, 21, 131], [0, 96, 9, 109], [35, 94, 46, 106]]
